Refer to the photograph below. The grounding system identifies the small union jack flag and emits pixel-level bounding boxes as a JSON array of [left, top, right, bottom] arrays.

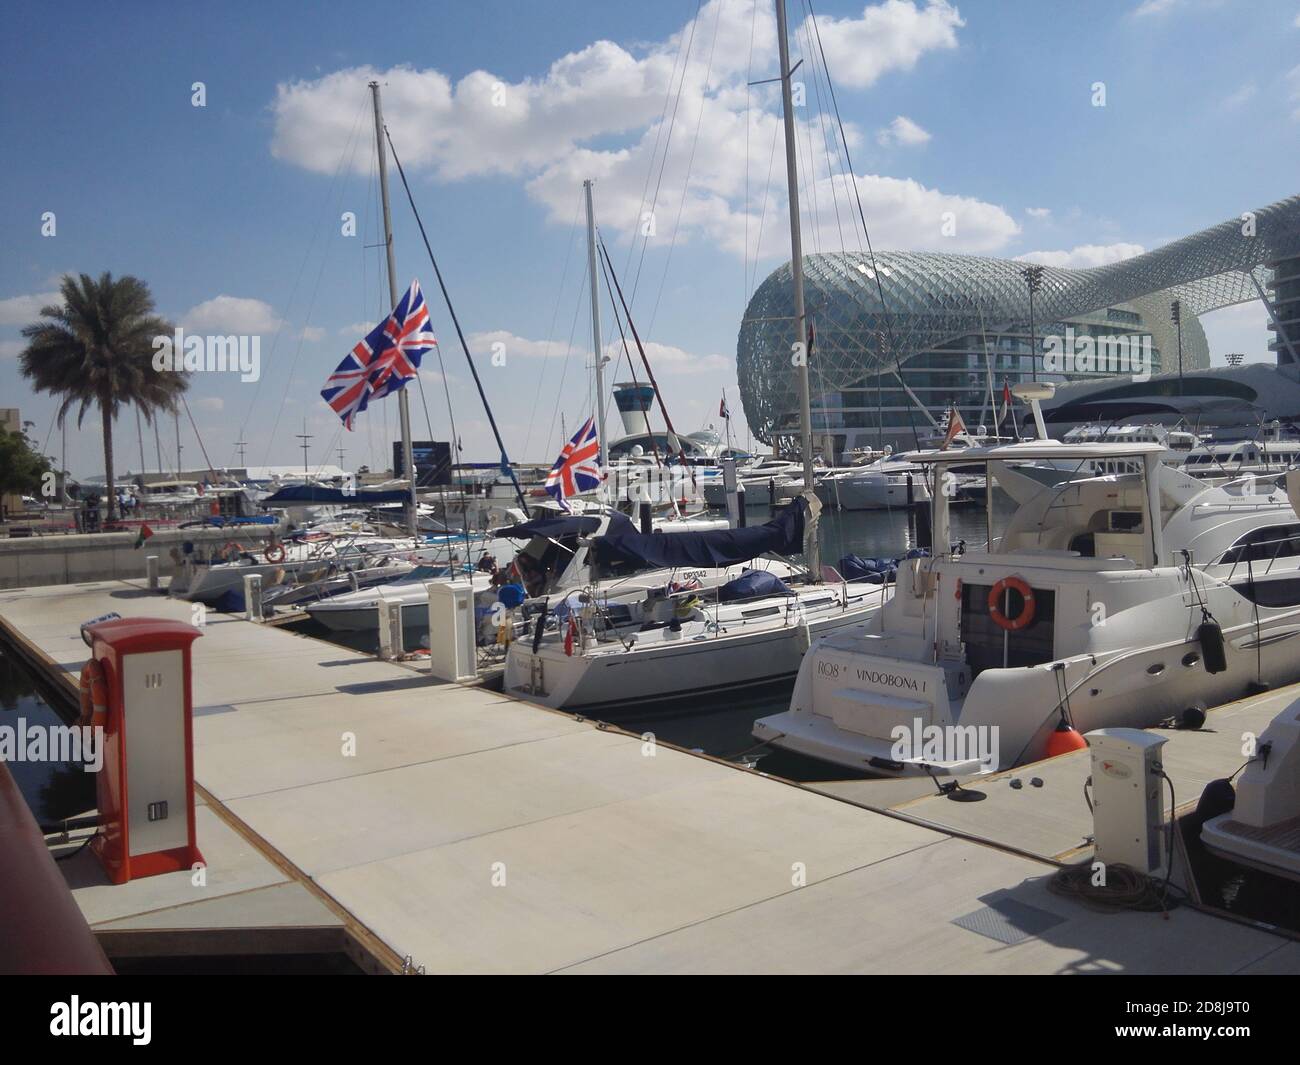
[[321, 280, 436, 430], [544, 416, 601, 512]]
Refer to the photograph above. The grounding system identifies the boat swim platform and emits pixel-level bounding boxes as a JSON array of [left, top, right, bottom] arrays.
[[0, 577, 1295, 975], [808, 689, 1296, 866]]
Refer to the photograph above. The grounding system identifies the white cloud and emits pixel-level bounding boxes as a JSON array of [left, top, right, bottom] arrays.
[[180, 296, 282, 335], [339, 322, 374, 338], [1218, 82, 1256, 110], [269, 2, 1012, 258], [876, 115, 931, 147], [812, 1, 963, 89], [465, 328, 728, 375], [298, 325, 327, 342], [1025, 206, 1051, 219], [1016, 242, 1146, 268], [468, 329, 581, 361], [1132, 0, 1178, 16], [616, 340, 730, 375], [0, 291, 60, 326], [194, 397, 225, 412]]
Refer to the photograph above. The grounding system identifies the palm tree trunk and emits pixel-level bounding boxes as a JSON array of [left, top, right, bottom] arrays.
[[101, 401, 116, 525]]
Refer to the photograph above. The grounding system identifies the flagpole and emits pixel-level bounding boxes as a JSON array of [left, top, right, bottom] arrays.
[[584, 180, 607, 469], [370, 80, 418, 538]]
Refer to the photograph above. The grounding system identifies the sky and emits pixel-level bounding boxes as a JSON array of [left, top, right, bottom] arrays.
[[2, 0, 1298, 479]]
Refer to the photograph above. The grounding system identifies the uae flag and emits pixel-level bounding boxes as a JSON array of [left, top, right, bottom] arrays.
[[133, 523, 155, 549]]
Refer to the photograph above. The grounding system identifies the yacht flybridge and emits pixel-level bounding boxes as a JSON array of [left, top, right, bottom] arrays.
[[753, 438, 1300, 776]]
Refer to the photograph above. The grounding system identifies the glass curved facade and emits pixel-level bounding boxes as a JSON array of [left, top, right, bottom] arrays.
[[736, 196, 1300, 453]]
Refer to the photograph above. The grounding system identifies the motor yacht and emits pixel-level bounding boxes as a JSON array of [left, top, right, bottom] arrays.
[[754, 439, 1300, 776]]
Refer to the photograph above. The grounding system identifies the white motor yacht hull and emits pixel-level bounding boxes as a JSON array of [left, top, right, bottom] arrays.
[[818, 472, 931, 510], [757, 574, 1300, 776]]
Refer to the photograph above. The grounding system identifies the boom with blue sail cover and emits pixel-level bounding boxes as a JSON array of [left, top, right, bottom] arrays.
[[590, 499, 807, 571]]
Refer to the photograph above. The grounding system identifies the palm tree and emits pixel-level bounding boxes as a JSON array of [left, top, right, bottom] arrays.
[[19, 273, 187, 524]]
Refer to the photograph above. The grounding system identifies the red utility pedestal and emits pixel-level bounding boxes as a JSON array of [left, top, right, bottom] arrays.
[[86, 617, 204, 884]]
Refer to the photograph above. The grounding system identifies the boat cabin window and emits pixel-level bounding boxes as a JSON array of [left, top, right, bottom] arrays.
[[981, 458, 1152, 562], [960, 583, 1057, 675], [1217, 523, 1300, 566]]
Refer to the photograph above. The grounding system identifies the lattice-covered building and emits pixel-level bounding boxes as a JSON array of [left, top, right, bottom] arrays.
[[737, 195, 1300, 453]]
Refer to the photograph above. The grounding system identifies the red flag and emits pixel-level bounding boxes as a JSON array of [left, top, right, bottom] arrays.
[[942, 408, 967, 450], [133, 523, 155, 549]]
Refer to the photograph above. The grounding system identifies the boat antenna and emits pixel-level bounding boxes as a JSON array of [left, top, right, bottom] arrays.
[[382, 125, 531, 517]]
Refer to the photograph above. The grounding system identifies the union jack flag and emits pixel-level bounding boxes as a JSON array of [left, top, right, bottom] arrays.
[[321, 280, 436, 430], [544, 416, 601, 511]]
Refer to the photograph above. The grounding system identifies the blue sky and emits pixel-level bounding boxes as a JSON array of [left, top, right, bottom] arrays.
[[2, 0, 1298, 479]]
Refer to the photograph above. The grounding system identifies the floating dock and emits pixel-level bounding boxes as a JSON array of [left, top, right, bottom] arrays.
[[1, 577, 1296, 974]]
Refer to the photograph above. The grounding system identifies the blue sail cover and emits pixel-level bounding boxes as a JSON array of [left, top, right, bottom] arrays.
[[592, 499, 806, 570], [261, 485, 412, 506], [494, 511, 636, 541]]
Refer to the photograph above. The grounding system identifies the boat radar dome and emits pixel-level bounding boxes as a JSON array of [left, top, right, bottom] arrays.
[[1012, 381, 1056, 402]]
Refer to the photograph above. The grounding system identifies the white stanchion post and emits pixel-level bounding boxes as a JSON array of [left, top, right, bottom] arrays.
[[145, 555, 159, 591]]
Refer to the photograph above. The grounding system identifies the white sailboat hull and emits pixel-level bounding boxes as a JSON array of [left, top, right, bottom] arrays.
[[504, 586, 887, 712]]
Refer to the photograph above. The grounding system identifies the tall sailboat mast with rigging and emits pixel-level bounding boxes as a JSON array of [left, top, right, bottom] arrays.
[[775, 0, 820, 579], [584, 179, 609, 469], [369, 80, 418, 537]]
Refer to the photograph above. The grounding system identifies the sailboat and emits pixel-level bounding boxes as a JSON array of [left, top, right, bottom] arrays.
[[501, 0, 887, 712]]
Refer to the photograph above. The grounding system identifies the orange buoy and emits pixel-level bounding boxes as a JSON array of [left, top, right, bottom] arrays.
[[1045, 720, 1087, 758], [264, 542, 286, 564], [77, 658, 108, 728]]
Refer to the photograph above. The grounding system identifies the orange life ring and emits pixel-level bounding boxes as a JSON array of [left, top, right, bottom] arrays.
[[264, 542, 286, 564], [988, 576, 1035, 632], [78, 658, 109, 728]]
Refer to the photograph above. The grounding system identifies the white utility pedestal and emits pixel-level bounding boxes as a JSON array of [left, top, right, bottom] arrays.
[[1086, 728, 1168, 875], [377, 598, 404, 660], [243, 573, 263, 622], [428, 580, 478, 682]]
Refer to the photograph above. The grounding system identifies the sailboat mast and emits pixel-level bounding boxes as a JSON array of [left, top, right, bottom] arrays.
[[370, 80, 418, 538], [775, 0, 820, 578], [584, 180, 608, 468]]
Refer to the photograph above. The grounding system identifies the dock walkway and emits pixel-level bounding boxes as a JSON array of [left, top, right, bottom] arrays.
[[1, 578, 1295, 974]]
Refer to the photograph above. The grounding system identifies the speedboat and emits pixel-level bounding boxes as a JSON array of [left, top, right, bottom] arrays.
[[503, 497, 888, 712], [754, 438, 1300, 776]]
